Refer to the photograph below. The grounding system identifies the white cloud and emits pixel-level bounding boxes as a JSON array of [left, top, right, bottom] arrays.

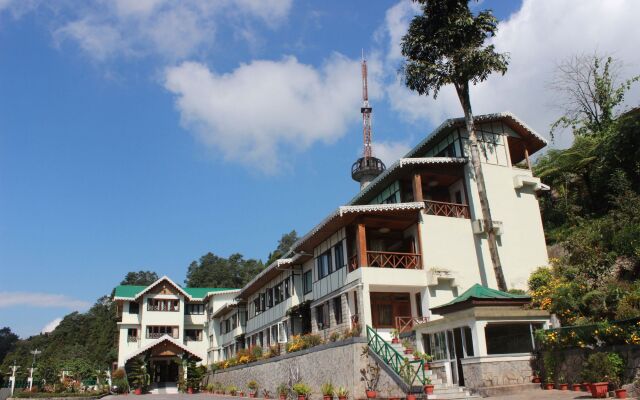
[[164, 54, 383, 173], [52, 0, 293, 61], [383, 0, 640, 146], [0, 292, 91, 310], [372, 140, 411, 166], [41, 317, 62, 334]]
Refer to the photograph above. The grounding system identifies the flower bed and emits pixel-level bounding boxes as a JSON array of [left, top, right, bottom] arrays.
[[535, 318, 640, 350]]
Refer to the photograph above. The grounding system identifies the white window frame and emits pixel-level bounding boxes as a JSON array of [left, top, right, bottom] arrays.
[[277, 321, 287, 343]]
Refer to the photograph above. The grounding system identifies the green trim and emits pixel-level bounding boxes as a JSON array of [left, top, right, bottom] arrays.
[[113, 283, 236, 300], [366, 325, 426, 386], [436, 283, 529, 308]]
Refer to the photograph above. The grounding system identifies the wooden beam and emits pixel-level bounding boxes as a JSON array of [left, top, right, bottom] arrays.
[[356, 223, 368, 268], [412, 173, 424, 202], [524, 146, 531, 170]]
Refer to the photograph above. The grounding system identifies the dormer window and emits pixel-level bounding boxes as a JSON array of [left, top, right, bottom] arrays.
[[129, 302, 139, 314]]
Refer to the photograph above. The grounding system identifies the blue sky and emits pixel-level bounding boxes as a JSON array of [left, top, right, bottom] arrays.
[[0, 0, 638, 338]]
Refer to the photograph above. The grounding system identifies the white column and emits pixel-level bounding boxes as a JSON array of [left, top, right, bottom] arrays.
[[471, 321, 488, 356], [361, 284, 372, 329], [420, 287, 430, 318], [28, 367, 34, 390]]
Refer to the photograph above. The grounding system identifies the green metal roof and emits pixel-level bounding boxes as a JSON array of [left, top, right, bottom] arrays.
[[113, 284, 236, 299], [436, 284, 530, 308]]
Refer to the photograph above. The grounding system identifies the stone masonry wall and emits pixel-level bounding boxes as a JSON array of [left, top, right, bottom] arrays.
[[205, 338, 407, 398], [462, 358, 535, 389], [543, 344, 640, 386]]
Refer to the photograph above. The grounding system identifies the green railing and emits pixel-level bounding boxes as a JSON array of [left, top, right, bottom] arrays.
[[366, 325, 426, 386]]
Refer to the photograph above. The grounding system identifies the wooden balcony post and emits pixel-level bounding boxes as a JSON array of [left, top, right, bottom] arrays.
[[356, 223, 367, 268], [412, 173, 424, 202]]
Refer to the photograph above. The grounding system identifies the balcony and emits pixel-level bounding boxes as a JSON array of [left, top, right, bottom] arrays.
[[367, 251, 421, 269], [424, 200, 470, 219]]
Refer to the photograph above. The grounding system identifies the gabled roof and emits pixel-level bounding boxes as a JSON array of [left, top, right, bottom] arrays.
[[430, 284, 530, 314], [113, 276, 237, 301], [123, 335, 202, 363]]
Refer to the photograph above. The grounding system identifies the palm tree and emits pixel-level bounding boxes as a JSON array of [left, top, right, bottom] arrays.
[[401, 0, 510, 290]]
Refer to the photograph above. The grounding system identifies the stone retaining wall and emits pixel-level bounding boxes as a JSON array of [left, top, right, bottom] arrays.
[[461, 355, 536, 396], [206, 338, 407, 398], [545, 344, 640, 385]]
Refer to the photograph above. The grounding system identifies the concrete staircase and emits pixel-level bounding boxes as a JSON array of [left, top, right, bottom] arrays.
[[149, 382, 179, 394], [387, 339, 479, 400]]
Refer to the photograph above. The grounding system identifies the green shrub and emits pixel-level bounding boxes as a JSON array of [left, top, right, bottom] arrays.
[[292, 383, 311, 396], [581, 352, 624, 386]]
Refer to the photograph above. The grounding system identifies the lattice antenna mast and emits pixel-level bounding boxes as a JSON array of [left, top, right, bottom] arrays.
[[361, 52, 373, 159]]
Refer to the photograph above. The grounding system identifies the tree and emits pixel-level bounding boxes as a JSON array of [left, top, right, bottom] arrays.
[[184, 252, 263, 288], [120, 271, 159, 286], [266, 230, 299, 265], [0, 327, 18, 366], [401, 0, 510, 290], [549, 54, 639, 139]]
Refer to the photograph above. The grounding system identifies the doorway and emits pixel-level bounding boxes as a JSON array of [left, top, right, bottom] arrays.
[[370, 292, 411, 329], [152, 359, 179, 383]]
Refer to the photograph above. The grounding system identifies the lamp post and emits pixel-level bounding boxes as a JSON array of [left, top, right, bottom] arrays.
[[9, 360, 19, 396], [28, 349, 41, 390]]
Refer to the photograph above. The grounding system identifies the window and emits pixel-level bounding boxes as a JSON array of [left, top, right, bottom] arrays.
[[333, 297, 343, 324], [253, 297, 261, 316], [463, 326, 474, 357], [316, 303, 330, 330], [185, 303, 205, 315], [334, 242, 345, 270], [129, 302, 139, 314], [485, 323, 541, 354], [146, 326, 179, 339], [274, 283, 283, 304], [284, 276, 291, 298], [127, 328, 138, 338], [185, 329, 203, 341], [316, 250, 332, 279], [266, 288, 274, 308], [303, 270, 312, 294], [277, 321, 287, 343], [147, 298, 179, 311], [259, 293, 266, 311]]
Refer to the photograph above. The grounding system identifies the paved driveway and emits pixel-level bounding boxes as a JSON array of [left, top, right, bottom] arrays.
[[101, 390, 604, 400]]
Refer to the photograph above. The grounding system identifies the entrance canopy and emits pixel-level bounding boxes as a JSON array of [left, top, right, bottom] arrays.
[[123, 335, 202, 364]]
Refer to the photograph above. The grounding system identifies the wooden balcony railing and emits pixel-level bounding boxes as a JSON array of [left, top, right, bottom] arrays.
[[395, 316, 430, 334], [348, 255, 358, 272], [367, 251, 422, 269], [424, 200, 470, 219], [146, 332, 178, 339]]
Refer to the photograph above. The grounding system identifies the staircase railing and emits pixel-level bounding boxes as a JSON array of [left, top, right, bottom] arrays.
[[366, 325, 426, 386]]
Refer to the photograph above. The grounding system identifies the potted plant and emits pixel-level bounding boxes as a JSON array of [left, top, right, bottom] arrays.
[[571, 383, 582, 391], [614, 388, 627, 399], [248, 381, 259, 398], [336, 386, 348, 400], [292, 383, 311, 400], [126, 357, 150, 395], [557, 375, 568, 390], [423, 377, 434, 395], [531, 370, 541, 384], [229, 386, 239, 396], [277, 383, 289, 400], [401, 339, 413, 355], [581, 352, 624, 398], [406, 392, 416, 400], [321, 382, 334, 400], [414, 352, 433, 370], [263, 389, 272, 399], [360, 347, 380, 399], [390, 329, 400, 344]]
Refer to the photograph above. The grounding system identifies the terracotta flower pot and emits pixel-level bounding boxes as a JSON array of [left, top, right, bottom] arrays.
[[406, 394, 416, 400], [338, 396, 347, 400], [298, 395, 306, 400], [558, 383, 568, 390], [423, 363, 430, 371], [187, 387, 194, 394], [582, 383, 590, 392], [423, 385, 434, 395], [365, 390, 376, 399], [323, 395, 332, 400], [543, 383, 554, 390], [590, 382, 609, 398], [250, 394, 256, 398], [134, 388, 142, 395], [615, 389, 627, 399], [572, 384, 582, 391], [532, 377, 541, 384], [404, 349, 413, 355], [279, 395, 286, 400], [392, 338, 399, 344]]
